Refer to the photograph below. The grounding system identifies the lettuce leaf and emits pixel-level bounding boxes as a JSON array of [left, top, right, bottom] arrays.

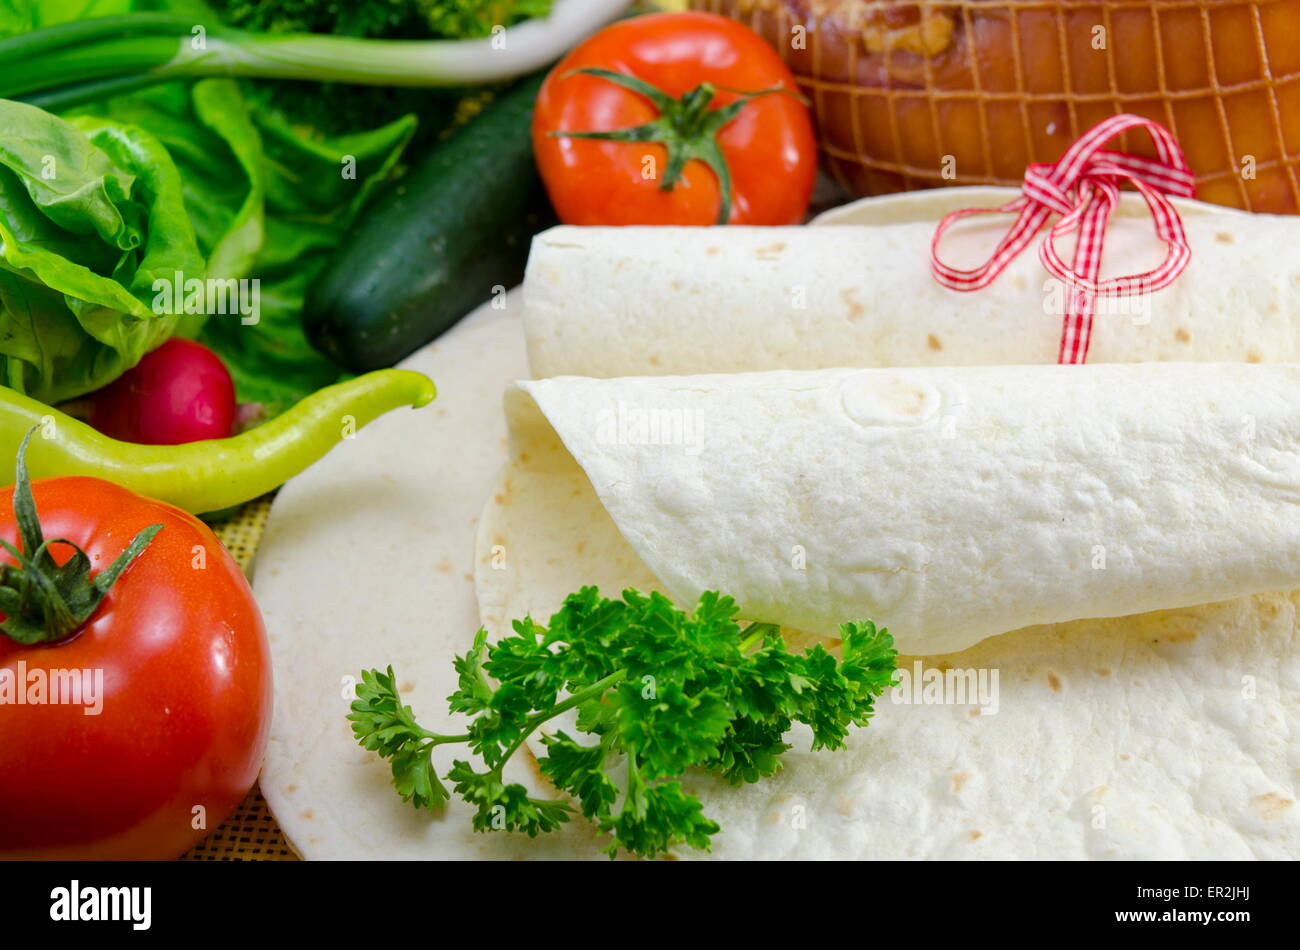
[[196, 102, 415, 414], [1, 0, 422, 414], [62, 72, 417, 416], [72, 79, 266, 287], [0, 98, 204, 402]]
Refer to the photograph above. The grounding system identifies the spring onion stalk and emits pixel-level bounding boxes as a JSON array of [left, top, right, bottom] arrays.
[[0, 0, 629, 108]]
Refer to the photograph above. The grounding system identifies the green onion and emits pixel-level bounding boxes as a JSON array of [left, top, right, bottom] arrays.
[[0, 0, 628, 106]]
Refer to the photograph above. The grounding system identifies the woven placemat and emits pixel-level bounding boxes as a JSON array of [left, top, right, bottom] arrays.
[[180, 496, 298, 861]]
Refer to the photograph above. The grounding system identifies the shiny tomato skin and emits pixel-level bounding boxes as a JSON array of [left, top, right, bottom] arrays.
[[533, 12, 817, 225], [0, 477, 271, 859]]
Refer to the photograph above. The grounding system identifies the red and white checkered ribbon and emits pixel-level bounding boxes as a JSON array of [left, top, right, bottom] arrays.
[[930, 114, 1197, 363]]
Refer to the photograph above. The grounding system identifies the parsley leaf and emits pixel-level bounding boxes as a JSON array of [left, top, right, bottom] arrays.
[[349, 667, 451, 809], [350, 588, 898, 858]]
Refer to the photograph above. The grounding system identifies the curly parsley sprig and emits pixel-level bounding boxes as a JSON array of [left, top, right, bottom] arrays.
[[350, 587, 898, 858]]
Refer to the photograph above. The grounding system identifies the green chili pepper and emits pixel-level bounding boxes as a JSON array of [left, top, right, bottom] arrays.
[[0, 369, 435, 513]]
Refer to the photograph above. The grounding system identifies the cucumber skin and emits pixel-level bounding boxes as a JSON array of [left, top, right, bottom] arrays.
[[304, 74, 551, 372]]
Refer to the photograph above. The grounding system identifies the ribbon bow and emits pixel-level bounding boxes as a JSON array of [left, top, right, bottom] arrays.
[[930, 114, 1196, 363]]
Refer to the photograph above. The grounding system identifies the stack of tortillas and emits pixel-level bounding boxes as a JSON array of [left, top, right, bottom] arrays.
[[258, 188, 1298, 859], [480, 188, 1300, 858]]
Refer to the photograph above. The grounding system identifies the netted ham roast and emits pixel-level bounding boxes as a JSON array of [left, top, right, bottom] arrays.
[[692, 0, 1300, 213]]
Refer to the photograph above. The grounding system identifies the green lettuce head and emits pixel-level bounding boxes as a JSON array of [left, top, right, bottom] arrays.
[[0, 98, 204, 404]]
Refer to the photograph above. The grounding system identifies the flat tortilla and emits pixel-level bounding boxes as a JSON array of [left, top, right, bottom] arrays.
[[257, 301, 601, 860]]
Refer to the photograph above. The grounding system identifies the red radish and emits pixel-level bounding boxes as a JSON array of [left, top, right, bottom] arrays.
[[87, 338, 237, 444]]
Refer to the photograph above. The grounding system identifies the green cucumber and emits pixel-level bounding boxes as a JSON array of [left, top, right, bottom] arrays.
[[304, 73, 551, 372]]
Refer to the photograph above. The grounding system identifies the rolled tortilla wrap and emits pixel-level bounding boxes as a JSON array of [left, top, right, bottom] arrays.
[[477, 362, 1300, 656], [523, 189, 1300, 378]]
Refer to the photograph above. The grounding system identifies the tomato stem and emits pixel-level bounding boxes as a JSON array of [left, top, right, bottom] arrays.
[[551, 67, 800, 225], [0, 428, 161, 645]]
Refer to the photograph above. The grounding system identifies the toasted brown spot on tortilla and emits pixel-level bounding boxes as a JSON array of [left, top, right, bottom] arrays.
[[649, 354, 661, 366], [969, 708, 981, 717], [1258, 600, 1282, 620], [756, 242, 786, 259], [1047, 672, 1062, 692], [1097, 668, 1112, 677], [968, 830, 983, 842], [707, 246, 720, 256], [1174, 327, 1191, 343], [519, 452, 530, 463], [951, 772, 971, 793], [928, 334, 943, 351], [1119, 754, 1131, 761], [670, 280, 683, 291], [1165, 630, 1196, 643], [841, 287, 865, 319], [401, 682, 415, 693], [546, 557, 561, 567], [576, 541, 587, 555], [521, 744, 547, 783], [1268, 301, 1280, 314], [1251, 792, 1294, 820], [301, 810, 315, 820], [1215, 231, 1235, 244], [1247, 349, 1264, 363], [285, 784, 298, 793]]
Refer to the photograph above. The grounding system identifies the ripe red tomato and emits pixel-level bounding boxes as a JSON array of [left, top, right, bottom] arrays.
[[533, 12, 817, 225], [87, 338, 237, 445], [0, 475, 270, 859]]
